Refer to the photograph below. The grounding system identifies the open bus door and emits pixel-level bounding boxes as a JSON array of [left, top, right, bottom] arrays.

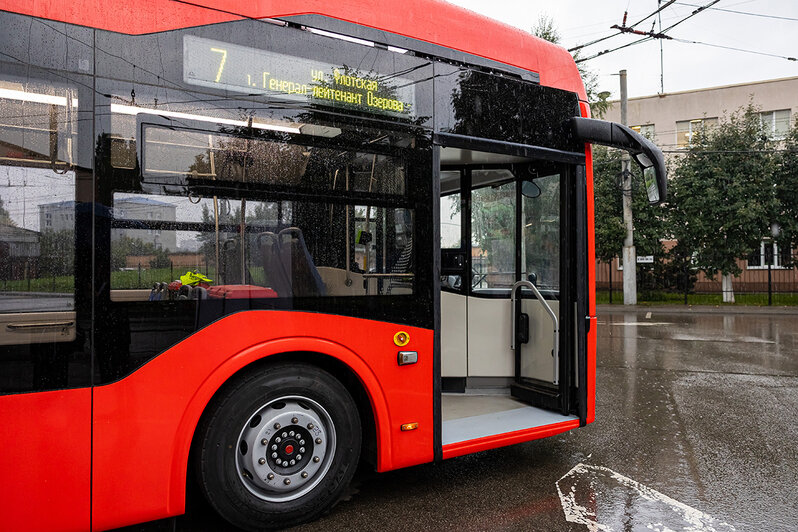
[[436, 122, 666, 454], [437, 132, 585, 451]]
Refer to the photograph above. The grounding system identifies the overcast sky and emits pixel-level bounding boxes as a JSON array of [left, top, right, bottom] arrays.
[[446, 0, 798, 99]]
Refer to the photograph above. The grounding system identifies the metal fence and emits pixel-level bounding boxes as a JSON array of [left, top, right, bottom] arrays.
[[597, 257, 798, 306]]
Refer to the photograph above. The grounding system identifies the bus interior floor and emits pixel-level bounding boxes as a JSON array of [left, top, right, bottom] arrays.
[[441, 393, 577, 445]]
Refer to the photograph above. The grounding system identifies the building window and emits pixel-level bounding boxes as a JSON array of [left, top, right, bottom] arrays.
[[747, 241, 792, 269], [676, 118, 718, 148], [631, 124, 655, 139], [760, 109, 791, 140]]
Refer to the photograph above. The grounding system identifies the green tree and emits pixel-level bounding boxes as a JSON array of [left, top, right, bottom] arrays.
[[532, 16, 611, 118], [592, 147, 625, 265], [149, 247, 171, 269], [112, 234, 171, 270], [669, 105, 778, 301], [592, 146, 667, 291], [776, 125, 798, 266]]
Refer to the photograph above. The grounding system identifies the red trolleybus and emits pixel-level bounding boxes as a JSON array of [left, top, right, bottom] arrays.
[[0, 1, 665, 530]]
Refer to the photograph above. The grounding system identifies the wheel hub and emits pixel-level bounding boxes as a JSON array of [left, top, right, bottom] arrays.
[[236, 396, 335, 502], [266, 425, 314, 474]]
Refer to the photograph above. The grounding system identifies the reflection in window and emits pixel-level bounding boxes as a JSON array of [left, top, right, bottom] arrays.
[[440, 193, 461, 249], [440, 171, 462, 250], [0, 84, 77, 168], [110, 193, 414, 299], [137, 123, 407, 196], [0, 80, 77, 313]]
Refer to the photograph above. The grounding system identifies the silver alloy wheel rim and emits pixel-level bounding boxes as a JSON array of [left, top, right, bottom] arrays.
[[235, 395, 336, 502]]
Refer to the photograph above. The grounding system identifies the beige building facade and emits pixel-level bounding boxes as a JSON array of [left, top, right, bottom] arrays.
[[603, 76, 797, 151]]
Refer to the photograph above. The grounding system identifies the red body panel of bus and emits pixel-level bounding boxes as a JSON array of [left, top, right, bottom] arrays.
[[91, 311, 433, 530], [0, 388, 92, 531], [581, 100, 598, 424], [0, 0, 586, 100]]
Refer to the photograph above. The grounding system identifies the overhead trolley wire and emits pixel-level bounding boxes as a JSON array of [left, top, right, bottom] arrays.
[[659, 0, 721, 33], [626, 0, 679, 30], [576, 36, 652, 63], [670, 37, 798, 62], [673, 2, 798, 22], [569, 1, 679, 52], [574, 0, 764, 63]]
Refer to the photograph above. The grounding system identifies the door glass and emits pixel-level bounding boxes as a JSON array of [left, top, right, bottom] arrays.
[[440, 193, 461, 250], [518, 172, 561, 386], [522, 173, 560, 293], [471, 180, 515, 292], [440, 170, 462, 250]]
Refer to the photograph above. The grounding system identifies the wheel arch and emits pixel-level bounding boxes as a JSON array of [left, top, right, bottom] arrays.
[[170, 339, 388, 513]]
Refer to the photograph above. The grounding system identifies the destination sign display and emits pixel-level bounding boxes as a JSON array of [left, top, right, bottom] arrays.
[[183, 35, 416, 118]]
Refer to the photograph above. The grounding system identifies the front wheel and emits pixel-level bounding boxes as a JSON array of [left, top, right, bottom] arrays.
[[197, 363, 362, 530]]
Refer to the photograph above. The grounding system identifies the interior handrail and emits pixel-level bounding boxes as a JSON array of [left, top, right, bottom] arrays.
[[510, 280, 560, 385]]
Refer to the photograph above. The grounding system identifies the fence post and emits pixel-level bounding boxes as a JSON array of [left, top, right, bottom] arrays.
[[684, 263, 688, 305], [768, 261, 772, 306], [138, 262, 142, 288], [608, 261, 613, 304]]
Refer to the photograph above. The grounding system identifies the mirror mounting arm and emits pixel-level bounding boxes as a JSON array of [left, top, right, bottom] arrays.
[[571, 117, 667, 204]]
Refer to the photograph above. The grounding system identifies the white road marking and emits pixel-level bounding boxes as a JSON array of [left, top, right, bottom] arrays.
[[646, 312, 652, 319], [557, 463, 736, 532]]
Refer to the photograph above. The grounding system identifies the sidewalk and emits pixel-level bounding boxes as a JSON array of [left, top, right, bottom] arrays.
[[597, 304, 798, 315]]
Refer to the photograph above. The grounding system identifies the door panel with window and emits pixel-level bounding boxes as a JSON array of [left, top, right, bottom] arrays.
[[467, 178, 516, 376], [437, 142, 575, 415]]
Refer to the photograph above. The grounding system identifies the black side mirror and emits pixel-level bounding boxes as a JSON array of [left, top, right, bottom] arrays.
[[571, 117, 667, 204], [528, 273, 537, 286]]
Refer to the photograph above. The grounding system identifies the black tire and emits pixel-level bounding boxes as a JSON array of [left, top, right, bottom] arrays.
[[197, 362, 361, 531]]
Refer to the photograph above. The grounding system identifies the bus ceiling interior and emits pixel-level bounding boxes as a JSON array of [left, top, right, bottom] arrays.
[[437, 146, 578, 446]]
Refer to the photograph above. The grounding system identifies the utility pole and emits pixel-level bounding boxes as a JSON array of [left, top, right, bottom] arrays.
[[658, 0, 665, 93], [620, 69, 637, 305]]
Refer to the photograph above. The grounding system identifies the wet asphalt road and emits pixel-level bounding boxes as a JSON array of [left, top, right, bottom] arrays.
[[132, 308, 798, 531]]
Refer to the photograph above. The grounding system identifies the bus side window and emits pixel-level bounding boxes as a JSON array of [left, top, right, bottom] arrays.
[[0, 77, 80, 392], [109, 193, 415, 299], [107, 112, 419, 301]]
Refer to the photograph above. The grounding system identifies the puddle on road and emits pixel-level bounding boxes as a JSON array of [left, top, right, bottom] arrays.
[[557, 463, 736, 531]]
